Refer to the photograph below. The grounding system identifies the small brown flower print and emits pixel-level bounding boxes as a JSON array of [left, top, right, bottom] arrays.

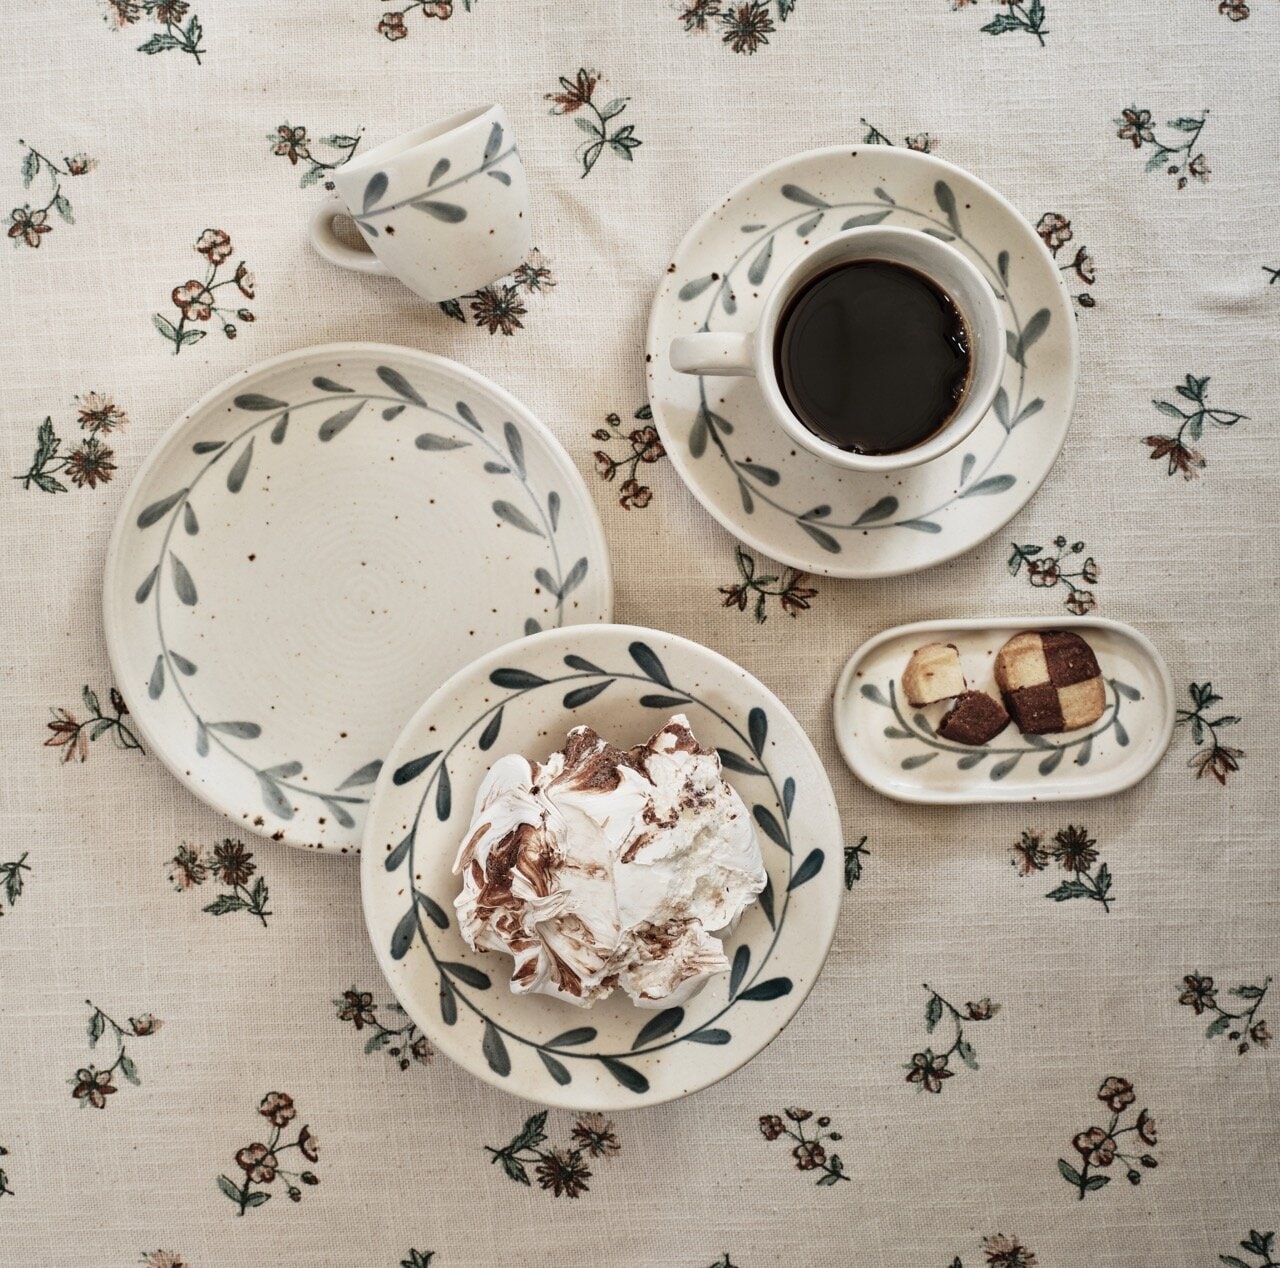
[[219, 1092, 319, 1214], [1178, 970, 1271, 1054], [170, 836, 272, 923], [719, 1, 776, 53], [547, 68, 598, 114], [196, 228, 232, 263], [1145, 374, 1245, 480], [103, 0, 205, 60], [334, 988, 433, 1070], [44, 686, 142, 762], [546, 69, 641, 176], [679, 0, 720, 30], [8, 207, 50, 247], [487, 1110, 621, 1198], [375, 0, 458, 40], [72, 1067, 118, 1108], [1035, 212, 1097, 308], [758, 1107, 849, 1186], [469, 284, 527, 335], [10, 140, 94, 250], [1010, 829, 1050, 875], [268, 122, 362, 189], [1117, 108, 1155, 148], [719, 546, 818, 624], [591, 405, 665, 509], [439, 248, 556, 335], [1059, 1077, 1159, 1199], [63, 436, 116, 489], [70, 1000, 160, 1107], [1218, 0, 1250, 16], [1051, 824, 1098, 873], [212, 839, 255, 888], [75, 391, 128, 433], [1115, 107, 1209, 190], [1008, 537, 1098, 614], [1176, 680, 1244, 785], [981, 1234, 1038, 1268], [1014, 825, 1113, 909], [861, 118, 940, 151], [906, 1050, 953, 1092], [906, 985, 999, 1093], [155, 229, 256, 352], [140, 1253, 189, 1268]]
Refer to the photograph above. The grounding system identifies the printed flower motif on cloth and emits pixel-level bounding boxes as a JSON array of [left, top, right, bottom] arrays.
[[758, 1107, 849, 1186], [0, 852, 29, 918], [718, 547, 818, 623], [15, 393, 127, 493], [334, 988, 434, 1070], [592, 404, 664, 509], [975, 0, 1049, 44], [71, 1002, 162, 1108], [167, 840, 272, 926], [950, 1235, 1039, 1268], [546, 70, 641, 177], [140, 1253, 189, 1268], [1012, 826, 1113, 910], [1178, 973, 1271, 1054], [677, 0, 795, 55], [844, 836, 869, 889], [267, 123, 363, 189], [1035, 212, 1097, 309], [486, 1111, 621, 1199], [439, 249, 556, 335], [102, 0, 205, 61], [860, 119, 940, 152], [376, 0, 474, 40], [905, 986, 1000, 1092], [0, 1146, 12, 1199], [1058, 1077, 1159, 1199], [1219, 1230, 1280, 1267], [155, 228, 256, 353], [44, 686, 142, 763], [400, 1253, 436, 1268], [218, 1093, 319, 1215], [1176, 681, 1244, 784], [1116, 108, 1210, 189], [1007, 538, 1099, 614], [9, 140, 94, 249], [1145, 375, 1246, 480]]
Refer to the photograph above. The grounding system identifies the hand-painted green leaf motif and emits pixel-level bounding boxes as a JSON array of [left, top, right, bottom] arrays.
[[226, 439, 254, 492], [548, 490, 560, 530], [841, 210, 893, 229], [729, 945, 750, 998], [1010, 308, 1051, 364], [1075, 736, 1093, 766], [436, 761, 452, 820], [717, 748, 762, 776], [753, 805, 788, 851], [1039, 749, 1064, 775], [860, 683, 889, 705], [539, 1051, 571, 1084], [338, 759, 382, 790], [547, 1027, 597, 1048], [484, 461, 510, 474], [632, 1007, 684, 1049], [959, 453, 976, 486], [564, 680, 611, 709], [487, 169, 511, 185], [390, 904, 417, 960], [747, 707, 768, 757], [382, 405, 405, 421], [993, 386, 1010, 430], [363, 171, 388, 212], [257, 772, 294, 820], [234, 394, 287, 411], [934, 180, 961, 234], [524, 618, 540, 636], [759, 874, 775, 928], [195, 721, 209, 756], [874, 186, 895, 204], [782, 777, 795, 816], [787, 848, 824, 890], [990, 753, 1022, 779], [492, 500, 543, 536], [321, 798, 355, 829], [377, 365, 427, 407], [385, 831, 413, 871], [688, 409, 708, 458], [503, 421, 526, 476], [560, 557, 588, 598], [629, 641, 673, 688], [170, 552, 197, 605], [721, 287, 738, 315], [491, 668, 548, 689], [736, 460, 780, 486], [415, 890, 449, 930], [962, 474, 1016, 497], [677, 275, 716, 301], [439, 976, 457, 1024], [455, 401, 481, 431], [1114, 718, 1129, 747], [799, 521, 841, 553], [137, 488, 188, 529], [600, 1057, 649, 1094], [483, 120, 504, 164], [781, 184, 829, 208], [412, 199, 467, 222], [795, 212, 824, 236], [206, 719, 262, 739], [739, 480, 753, 515], [478, 707, 504, 751], [148, 655, 165, 699], [901, 753, 937, 770], [997, 250, 1010, 283], [441, 961, 491, 989], [564, 654, 604, 673], [853, 496, 898, 525], [482, 1021, 510, 1076], [265, 762, 307, 779], [312, 376, 353, 393], [270, 413, 289, 444], [183, 502, 199, 535], [1113, 679, 1141, 701], [392, 750, 439, 785], [747, 237, 773, 286], [737, 977, 792, 1002], [428, 157, 450, 186], [135, 566, 158, 603], [414, 433, 469, 450], [1014, 399, 1044, 427], [898, 518, 942, 533], [686, 1028, 731, 1044], [319, 402, 363, 441]]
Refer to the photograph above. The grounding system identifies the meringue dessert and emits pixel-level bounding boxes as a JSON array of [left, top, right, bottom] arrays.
[[452, 715, 766, 1009]]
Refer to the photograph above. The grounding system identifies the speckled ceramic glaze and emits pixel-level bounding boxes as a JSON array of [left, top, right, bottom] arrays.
[[360, 625, 842, 1110], [102, 343, 611, 852], [646, 146, 1079, 578], [833, 617, 1174, 804]]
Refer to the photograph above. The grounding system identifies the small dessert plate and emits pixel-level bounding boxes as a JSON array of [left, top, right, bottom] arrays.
[[103, 344, 611, 852], [361, 624, 842, 1110], [833, 617, 1174, 804], [646, 146, 1079, 577]]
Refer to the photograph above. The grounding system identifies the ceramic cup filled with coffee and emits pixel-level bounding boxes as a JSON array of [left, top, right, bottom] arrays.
[[669, 226, 1005, 472]]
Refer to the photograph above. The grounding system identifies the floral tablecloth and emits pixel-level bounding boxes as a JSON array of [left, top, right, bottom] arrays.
[[2, 2, 1277, 1266]]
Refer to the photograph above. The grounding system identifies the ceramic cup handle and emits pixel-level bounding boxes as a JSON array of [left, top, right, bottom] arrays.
[[308, 200, 387, 274], [669, 332, 754, 377]]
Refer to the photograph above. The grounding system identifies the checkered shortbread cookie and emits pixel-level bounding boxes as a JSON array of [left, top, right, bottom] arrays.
[[994, 630, 1104, 734]]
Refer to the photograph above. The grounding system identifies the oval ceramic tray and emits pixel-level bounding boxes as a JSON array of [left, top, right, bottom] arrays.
[[833, 617, 1174, 804], [361, 624, 842, 1110]]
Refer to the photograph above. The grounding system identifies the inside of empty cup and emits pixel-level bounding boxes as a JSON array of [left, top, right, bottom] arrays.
[[347, 105, 496, 170]]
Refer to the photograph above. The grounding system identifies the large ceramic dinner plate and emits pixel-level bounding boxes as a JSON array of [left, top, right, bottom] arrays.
[[103, 344, 611, 852], [360, 625, 843, 1110], [646, 146, 1079, 578]]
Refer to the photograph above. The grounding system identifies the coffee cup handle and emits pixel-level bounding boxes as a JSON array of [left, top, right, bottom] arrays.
[[669, 332, 753, 377], [308, 201, 388, 274]]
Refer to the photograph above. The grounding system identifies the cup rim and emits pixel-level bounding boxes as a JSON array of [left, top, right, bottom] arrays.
[[341, 104, 501, 176], [755, 225, 1005, 473]]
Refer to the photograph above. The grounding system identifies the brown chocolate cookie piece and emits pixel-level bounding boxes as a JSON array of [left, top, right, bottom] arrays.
[[1040, 629, 1101, 687], [1002, 682, 1066, 735], [937, 691, 1010, 746]]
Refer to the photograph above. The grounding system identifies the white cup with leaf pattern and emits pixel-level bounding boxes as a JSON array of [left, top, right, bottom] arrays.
[[308, 104, 531, 302]]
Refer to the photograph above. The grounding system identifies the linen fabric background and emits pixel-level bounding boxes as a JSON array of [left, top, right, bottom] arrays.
[[1, 2, 1277, 1265]]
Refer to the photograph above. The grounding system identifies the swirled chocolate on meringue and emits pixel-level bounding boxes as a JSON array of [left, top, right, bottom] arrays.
[[452, 715, 766, 1009]]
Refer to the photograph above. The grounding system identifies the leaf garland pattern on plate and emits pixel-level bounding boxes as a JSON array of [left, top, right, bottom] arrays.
[[132, 364, 588, 824], [383, 639, 818, 1095]]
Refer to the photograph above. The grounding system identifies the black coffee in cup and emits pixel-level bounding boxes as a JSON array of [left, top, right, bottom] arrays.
[[774, 259, 972, 455]]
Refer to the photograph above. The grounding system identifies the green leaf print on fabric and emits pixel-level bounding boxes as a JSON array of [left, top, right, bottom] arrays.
[[905, 986, 1000, 1092], [757, 1107, 850, 1186], [1144, 374, 1247, 480], [155, 229, 256, 354], [546, 69, 641, 177], [8, 140, 95, 249], [486, 1111, 621, 1198], [1058, 1078, 1159, 1200], [70, 1002, 162, 1108], [1011, 826, 1113, 910], [1177, 973, 1271, 1054], [217, 1093, 319, 1215]]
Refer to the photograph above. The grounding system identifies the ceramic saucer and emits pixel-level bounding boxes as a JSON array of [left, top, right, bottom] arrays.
[[360, 624, 842, 1110], [103, 344, 611, 852], [645, 146, 1079, 578]]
